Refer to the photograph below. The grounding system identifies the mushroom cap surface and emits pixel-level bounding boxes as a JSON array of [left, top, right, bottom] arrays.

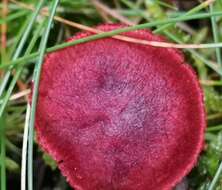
[[35, 24, 205, 190]]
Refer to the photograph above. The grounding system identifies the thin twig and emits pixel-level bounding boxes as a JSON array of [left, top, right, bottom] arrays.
[[9, 89, 30, 101], [200, 80, 222, 86], [0, 88, 30, 104]]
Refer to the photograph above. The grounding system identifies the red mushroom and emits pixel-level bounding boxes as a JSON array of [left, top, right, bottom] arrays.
[[35, 24, 205, 190]]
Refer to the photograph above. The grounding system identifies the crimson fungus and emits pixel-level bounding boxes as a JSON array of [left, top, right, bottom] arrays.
[[35, 24, 205, 190]]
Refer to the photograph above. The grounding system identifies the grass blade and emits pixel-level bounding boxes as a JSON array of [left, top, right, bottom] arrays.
[[1, 10, 222, 72], [0, 19, 46, 117], [154, 0, 215, 33], [121, 0, 222, 76], [21, 104, 31, 190], [27, 0, 60, 189], [210, 4, 222, 70], [0, 0, 45, 98], [207, 125, 222, 132], [208, 162, 222, 190], [0, 116, 6, 190], [208, 2, 222, 189], [0, 10, 28, 25]]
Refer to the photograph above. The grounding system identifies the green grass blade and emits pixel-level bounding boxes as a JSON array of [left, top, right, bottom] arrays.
[[208, 2, 222, 189], [208, 162, 222, 190], [121, 0, 222, 76], [0, 0, 45, 98], [0, 10, 28, 25], [21, 104, 31, 190], [0, 19, 46, 117], [27, 1, 60, 189], [1, 11, 222, 76], [0, 116, 6, 190], [155, 0, 177, 10], [154, 0, 215, 33], [163, 31, 221, 75], [5, 139, 21, 155], [207, 125, 222, 132], [210, 4, 222, 68], [9, 17, 31, 58]]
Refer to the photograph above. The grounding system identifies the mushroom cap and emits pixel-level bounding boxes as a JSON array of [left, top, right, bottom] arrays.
[[35, 24, 205, 190]]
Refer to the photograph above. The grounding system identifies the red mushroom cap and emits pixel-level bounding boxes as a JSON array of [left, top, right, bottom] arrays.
[[35, 24, 205, 190]]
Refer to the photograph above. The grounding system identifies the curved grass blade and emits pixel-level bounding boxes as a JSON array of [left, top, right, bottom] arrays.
[[21, 104, 30, 190], [0, 19, 46, 117], [0, 0, 45, 98], [27, 0, 60, 189]]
